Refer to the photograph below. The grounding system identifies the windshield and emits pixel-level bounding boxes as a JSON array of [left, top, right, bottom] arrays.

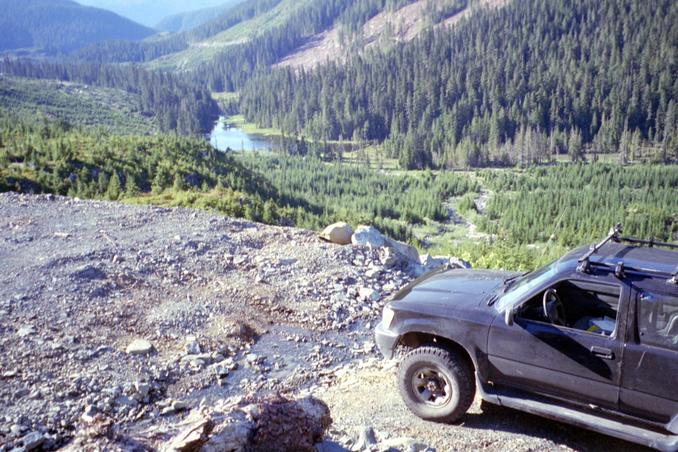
[[495, 259, 560, 311]]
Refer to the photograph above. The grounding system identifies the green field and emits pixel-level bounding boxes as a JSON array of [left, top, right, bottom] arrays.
[[224, 114, 283, 137]]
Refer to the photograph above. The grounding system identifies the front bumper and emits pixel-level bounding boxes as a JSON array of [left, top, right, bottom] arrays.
[[374, 321, 400, 359]]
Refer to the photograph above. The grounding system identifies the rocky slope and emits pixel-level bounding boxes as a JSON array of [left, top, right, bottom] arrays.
[[0, 193, 645, 451]]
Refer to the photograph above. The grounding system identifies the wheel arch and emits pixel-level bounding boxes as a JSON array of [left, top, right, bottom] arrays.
[[397, 332, 476, 374]]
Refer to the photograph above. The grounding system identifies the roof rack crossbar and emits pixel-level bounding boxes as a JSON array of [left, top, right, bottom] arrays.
[[618, 236, 678, 251], [586, 260, 675, 278], [577, 224, 622, 273]]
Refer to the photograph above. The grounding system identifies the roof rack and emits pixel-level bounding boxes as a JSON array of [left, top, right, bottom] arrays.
[[577, 224, 622, 273], [577, 225, 678, 283]]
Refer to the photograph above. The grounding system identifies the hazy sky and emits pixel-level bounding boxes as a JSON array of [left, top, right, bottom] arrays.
[[76, 0, 231, 27]]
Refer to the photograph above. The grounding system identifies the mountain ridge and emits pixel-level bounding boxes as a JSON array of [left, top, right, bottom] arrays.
[[155, 0, 247, 33], [0, 0, 155, 54]]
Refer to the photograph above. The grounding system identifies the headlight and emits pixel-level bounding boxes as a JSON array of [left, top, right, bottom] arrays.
[[382, 305, 395, 329]]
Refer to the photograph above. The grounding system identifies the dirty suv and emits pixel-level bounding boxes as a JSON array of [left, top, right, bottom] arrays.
[[375, 226, 678, 451]]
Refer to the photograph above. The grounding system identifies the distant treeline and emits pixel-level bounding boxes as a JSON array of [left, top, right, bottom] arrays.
[[479, 164, 678, 245], [0, 58, 218, 134], [238, 0, 677, 168]]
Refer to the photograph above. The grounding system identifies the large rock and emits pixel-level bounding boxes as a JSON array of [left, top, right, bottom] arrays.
[[351, 226, 385, 248], [162, 396, 331, 452], [352, 225, 419, 269], [414, 254, 473, 277], [319, 222, 354, 245], [248, 395, 331, 452]]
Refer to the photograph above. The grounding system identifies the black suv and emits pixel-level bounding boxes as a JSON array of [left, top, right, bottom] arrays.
[[375, 226, 678, 451]]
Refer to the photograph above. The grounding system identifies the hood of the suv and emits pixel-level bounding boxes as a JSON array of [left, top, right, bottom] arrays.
[[391, 268, 515, 308]]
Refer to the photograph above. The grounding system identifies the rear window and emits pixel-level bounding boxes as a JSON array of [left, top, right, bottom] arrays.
[[638, 291, 678, 352]]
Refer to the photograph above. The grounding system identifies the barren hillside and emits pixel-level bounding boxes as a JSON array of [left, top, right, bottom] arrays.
[[277, 0, 509, 70], [0, 193, 645, 451]]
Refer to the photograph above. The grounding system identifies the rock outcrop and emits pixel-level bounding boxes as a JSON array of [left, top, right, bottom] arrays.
[[162, 395, 331, 452]]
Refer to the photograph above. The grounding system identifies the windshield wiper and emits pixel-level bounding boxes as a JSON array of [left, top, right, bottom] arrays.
[[502, 272, 529, 292], [487, 293, 499, 306]]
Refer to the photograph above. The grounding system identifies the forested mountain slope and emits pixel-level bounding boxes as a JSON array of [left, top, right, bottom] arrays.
[[240, 0, 678, 169], [0, 0, 154, 54], [74, 0, 486, 71], [0, 76, 159, 135], [0, 59, 219, 135], [155, 1, 247, 33]]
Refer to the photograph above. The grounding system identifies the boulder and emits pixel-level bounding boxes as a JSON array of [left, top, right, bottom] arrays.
[[351, 226, 385, 248], [419, 254, 451, 273], [413, 255, 473, 277], [248, 395, 332, 452], [352, 225, 419, 270], [319, 222, 354, 245]]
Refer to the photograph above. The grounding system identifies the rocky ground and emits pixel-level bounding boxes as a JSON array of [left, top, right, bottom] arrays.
[[0, 193, 647, 451]]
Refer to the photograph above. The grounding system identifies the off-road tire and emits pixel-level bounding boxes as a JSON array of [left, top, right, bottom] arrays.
[[397, 345, 475, 423]]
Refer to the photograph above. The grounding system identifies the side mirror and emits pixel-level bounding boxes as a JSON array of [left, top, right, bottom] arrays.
[[504, 308, 515, 327]]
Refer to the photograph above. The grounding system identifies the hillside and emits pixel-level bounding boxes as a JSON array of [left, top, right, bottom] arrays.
[[0, 0, 155, 54], [0, 76, 158, 135], [277, 0, 506, 69], [0, 192, 645, 451], [75, 0, 490, 72], [0, 59, 219, 135], [240, 0, 678, 169], [155, 0, 247, 33]]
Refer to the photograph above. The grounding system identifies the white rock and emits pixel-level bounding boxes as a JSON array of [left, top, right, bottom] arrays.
[[17, 325, 36, 338], [351, 226, 385, 248], [125, 339, 154, 355], [319, 222, 354, 245], [358, 287, 380, 302]]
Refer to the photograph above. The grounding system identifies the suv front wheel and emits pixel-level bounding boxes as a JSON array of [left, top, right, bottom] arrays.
[[397, 345, 475, 423]]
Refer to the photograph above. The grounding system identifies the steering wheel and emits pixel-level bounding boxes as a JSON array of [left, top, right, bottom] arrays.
[[542, 288, 566, 326]]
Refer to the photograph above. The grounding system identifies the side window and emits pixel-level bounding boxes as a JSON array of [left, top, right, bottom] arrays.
[[638, 291, 678, 351], [517, 279, 620, 336]]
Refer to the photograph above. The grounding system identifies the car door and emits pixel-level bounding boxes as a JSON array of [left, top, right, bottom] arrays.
[[620, 284, 678, 430], [487, 273, 628, 410]]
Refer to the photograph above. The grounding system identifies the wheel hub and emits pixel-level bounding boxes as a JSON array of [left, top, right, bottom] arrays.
[[412, 367, 452, 406]]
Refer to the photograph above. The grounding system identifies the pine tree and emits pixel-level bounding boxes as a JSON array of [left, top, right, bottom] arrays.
[[568, 129, 584, 162], [107, 172, 121, 200]]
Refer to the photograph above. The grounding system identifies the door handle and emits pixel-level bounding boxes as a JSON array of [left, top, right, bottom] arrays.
[[591, 346, 615, 360]]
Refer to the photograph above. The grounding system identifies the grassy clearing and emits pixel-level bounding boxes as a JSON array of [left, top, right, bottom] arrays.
[[341, 144, 400, 170], [224, 114, 283, 137]]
